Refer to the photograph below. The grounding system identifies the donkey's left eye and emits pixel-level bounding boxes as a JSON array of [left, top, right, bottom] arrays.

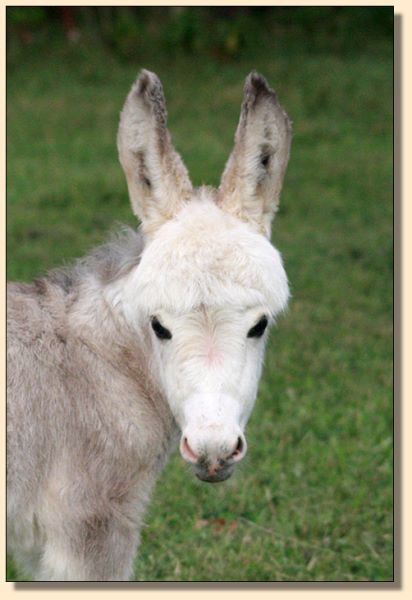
[[247, 316, 268, 338], [151, 317, 172, 340]]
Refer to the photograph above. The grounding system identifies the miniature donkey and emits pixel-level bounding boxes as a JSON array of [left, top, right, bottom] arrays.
[[7, 70, 292, 581]]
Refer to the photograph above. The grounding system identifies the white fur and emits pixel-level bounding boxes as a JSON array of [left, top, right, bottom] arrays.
[[8, 69, 292, 580], [113, 70, 292, 475], [106, 192, 289, 467]]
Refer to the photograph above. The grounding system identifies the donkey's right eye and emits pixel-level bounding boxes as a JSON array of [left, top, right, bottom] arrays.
[[151, 317, 172, 340]]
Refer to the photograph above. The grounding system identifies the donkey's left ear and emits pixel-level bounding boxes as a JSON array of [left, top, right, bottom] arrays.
[[217, 72, 292, 237]]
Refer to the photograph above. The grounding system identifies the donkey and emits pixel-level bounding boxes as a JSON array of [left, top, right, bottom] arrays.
[[7, 69, 292, 581]]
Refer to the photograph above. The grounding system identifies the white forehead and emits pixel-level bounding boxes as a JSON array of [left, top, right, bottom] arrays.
[[129, 195, 289, 317]]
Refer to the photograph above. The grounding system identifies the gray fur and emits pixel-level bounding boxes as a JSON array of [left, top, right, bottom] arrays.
[[218, 70, 292, 237], [117, 69, 193, 235], [7, 228, 178, 581], [7, 69, 291, 581], [49, 227, 145, 289]]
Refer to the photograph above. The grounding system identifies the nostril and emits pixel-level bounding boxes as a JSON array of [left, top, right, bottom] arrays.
[[181, 436, 199, 464], [233, 436, 243, 456], [230, 436, 245, 461]]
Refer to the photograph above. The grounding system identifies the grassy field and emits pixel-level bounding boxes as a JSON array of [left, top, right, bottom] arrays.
[[7, 14, 393, 581]]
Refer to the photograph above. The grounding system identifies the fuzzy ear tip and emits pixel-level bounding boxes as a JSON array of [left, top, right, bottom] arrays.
[[134, 68, 162, 97], [245, 70, 270, 92], [244, 71, 278, 107]]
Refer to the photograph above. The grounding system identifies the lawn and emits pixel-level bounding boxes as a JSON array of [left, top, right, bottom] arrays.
[[7, 9, 393, 581]]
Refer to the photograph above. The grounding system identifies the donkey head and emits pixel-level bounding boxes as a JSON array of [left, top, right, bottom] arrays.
[[117, 70, 291, 482]]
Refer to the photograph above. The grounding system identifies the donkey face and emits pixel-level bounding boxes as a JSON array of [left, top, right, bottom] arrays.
[[116, 70, 291, 482]]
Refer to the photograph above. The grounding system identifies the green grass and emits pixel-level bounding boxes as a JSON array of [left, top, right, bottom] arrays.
[[7, 23, 393, 581]]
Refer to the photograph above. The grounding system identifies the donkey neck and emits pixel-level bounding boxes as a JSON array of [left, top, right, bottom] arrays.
[[69, 275, 154, 387]]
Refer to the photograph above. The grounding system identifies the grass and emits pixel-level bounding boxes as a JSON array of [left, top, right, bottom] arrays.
[[7, 19, 393, 581]]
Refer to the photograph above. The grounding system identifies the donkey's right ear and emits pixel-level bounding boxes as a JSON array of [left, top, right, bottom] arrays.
[[117, 70, 193, 236]]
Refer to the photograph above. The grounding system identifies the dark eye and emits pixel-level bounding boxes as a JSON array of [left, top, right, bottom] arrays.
[[151, 317, 172, 340], [247, 316, 268, 338]]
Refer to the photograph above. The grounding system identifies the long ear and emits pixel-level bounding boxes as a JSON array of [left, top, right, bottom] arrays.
[[117, 70, 193, 236], [217, 72, 292, 237]]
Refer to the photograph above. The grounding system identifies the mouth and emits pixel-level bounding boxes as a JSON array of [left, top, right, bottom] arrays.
[[194, 464, 235, 484]]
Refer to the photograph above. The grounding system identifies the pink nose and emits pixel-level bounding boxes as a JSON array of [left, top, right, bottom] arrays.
[[180, 434, 247, 465]]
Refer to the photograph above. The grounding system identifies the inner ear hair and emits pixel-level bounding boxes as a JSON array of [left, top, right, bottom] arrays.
[[260, 154, 270, 168], [259, 143, 274, 169], [217, 71, 292, 237], [117, 69, 193, 235], [134, 150, 152, 188]]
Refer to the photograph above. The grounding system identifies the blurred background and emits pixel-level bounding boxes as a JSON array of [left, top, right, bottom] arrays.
[[7, 6, 393, 581]]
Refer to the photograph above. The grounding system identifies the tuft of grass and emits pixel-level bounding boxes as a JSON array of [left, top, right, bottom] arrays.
[[7, 15, 392, 581]]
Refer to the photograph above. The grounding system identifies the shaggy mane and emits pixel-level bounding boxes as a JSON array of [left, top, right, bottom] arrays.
[[46, 226, 145, 292]]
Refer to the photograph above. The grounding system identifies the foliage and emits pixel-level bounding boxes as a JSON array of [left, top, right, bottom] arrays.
[[7, 6, 393, 62], [7, 6, 393, 582]]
